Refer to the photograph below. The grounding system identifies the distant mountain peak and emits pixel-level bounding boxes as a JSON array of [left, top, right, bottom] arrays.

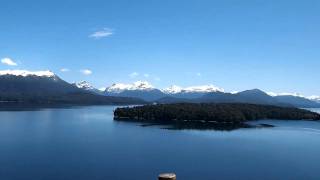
[[163, 84, 224, 94], [106, 81, 155, 93], [132, 81, 154, 89], [73, 81, 95, 90], [162, 85, 183, 94], [183, 85, 224, 93], [247, 88, 264, 92], [0, 70, 55, 77], [238, 89, 268, 95]]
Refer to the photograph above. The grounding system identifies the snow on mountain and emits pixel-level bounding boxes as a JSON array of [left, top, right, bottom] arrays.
[[132, 81, 154, 90], [72, 81, 106, 95], [72, 79, 320, 104], [0, 70, 55, 77], [73, 81, 95, 90], [106, 81, 155, 93], [106, 83, 131, 93], [162, 85, 182, 94], [98, 87, 106, 91], [163, 84, 224, 94], [183, 85, 224, 93], [308, 95, 320, 102], [267, 92, 305, 97]]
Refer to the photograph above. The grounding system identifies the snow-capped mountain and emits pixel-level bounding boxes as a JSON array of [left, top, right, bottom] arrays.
[[162, 84, 224, 99], [162, 85, 182, 94], [267, 92, 305, 98], [73, 81, 105, 95], [183, 85, 224, 93], [0, 69, 55, 77], [98, 87, 106, 91], [308, 96, 320, 103], [0, 70, 59, 81], [45, 78, 318, 107], [0, 70, 144, 105], [0, 70, 82, 97], [104, 82, 226, 101], [106, 81, 155, 93], [163, 84, 224, 94], [73, 81, 95, 90], [104, 81, 163, 101]]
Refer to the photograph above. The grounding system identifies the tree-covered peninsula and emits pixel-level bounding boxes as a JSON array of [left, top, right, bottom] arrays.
[[114, 103, 320, 124]]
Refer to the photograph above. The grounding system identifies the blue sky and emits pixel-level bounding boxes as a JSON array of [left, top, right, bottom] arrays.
[[0, 0, 319, 95]]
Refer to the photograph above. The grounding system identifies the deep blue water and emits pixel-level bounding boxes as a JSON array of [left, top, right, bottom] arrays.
[[0, 106, 320, 180]]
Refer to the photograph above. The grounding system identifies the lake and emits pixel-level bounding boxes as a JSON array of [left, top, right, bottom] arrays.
[[0, 106, 320, 180]]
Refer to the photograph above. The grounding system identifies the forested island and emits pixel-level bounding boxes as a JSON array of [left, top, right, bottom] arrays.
[[114, 103, 320, 129]]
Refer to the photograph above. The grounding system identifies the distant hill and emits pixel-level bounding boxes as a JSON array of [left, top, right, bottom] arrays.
[[274, 95, 320, 108], [156, 96, 195, 104], [235, 89, 276, 104], [159, 89, 320, 108], [107, 89, 166, 101], [161, 90, 281, 105]]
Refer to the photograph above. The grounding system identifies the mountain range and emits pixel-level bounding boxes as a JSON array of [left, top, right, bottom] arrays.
[[77, 80, 320, 108], [103, 81, 165, 101], [102, 81, 226, 101], [0, 70, 319, 108], [0, 70, 144, 105]]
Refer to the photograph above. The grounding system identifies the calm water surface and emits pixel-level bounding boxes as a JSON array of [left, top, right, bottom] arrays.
[[0, 106, 320, 180]]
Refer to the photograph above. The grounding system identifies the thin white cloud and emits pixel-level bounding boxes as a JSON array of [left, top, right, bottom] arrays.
[[60, 68, 70, 72], [80, 69, 92, 75], [144, 73, 149, 78], [196, 73, 201, 77], [1, 57, 17, 66], [89, 28, 113, 39], [129, 72, 139, 78], [154, 77, 161, 81]]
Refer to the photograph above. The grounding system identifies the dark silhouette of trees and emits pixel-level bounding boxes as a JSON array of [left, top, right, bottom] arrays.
[[114, 103, 320, 124]]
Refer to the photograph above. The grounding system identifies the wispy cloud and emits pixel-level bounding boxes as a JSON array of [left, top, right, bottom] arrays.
[[196, 73, 201, 77], [1, 57, 17, 66], [154, 77, 161, 81], [129, 72, 139, 78], [60, 68, 70, 72], [144, 74, 149, 78], [89, 28, 113, 39], [80, 69, 92, 75]]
